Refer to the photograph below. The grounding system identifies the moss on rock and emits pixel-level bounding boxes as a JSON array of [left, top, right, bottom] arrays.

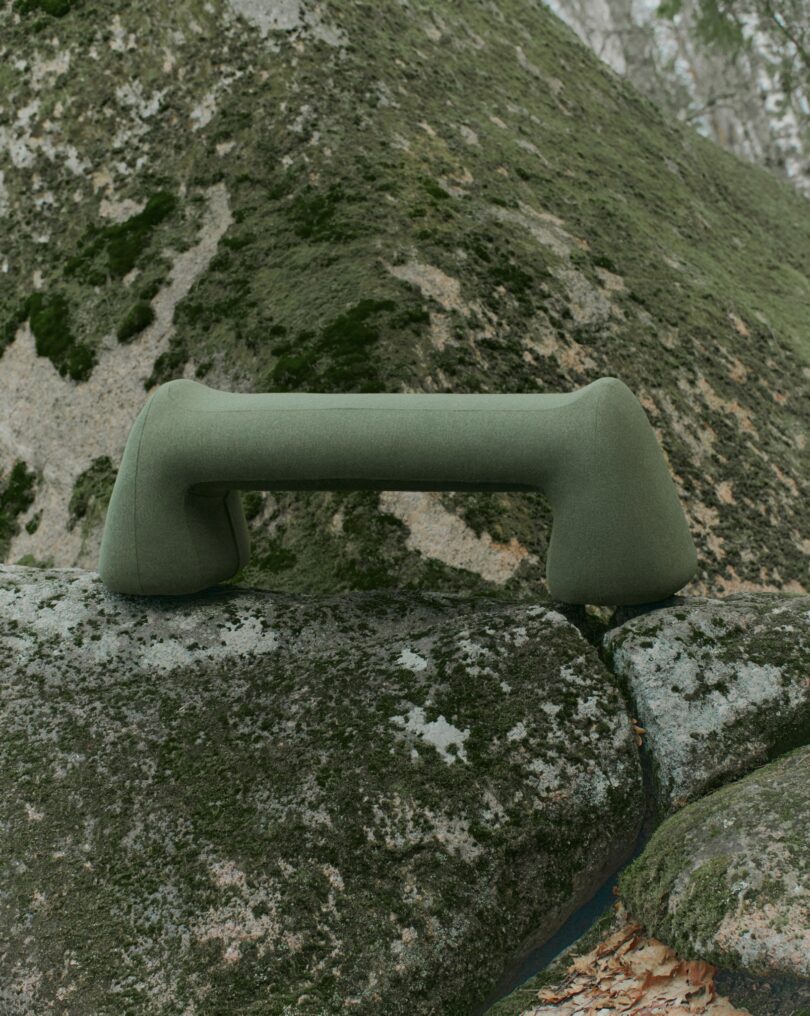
[[0, 0, 807, 591], [116, 300, 155, 343], [604, 592, 810, 812], [0, 565, 642, 1014], [0, 460, 37, 559], [67, 455, 117, 534], [619, 745, 810, 979]]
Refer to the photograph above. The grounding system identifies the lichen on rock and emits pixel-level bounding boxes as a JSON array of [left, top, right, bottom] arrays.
[[604, 591, 810, 812], [619, 745, 810, 982], [0, 564, 642, 1014], [0, 0, 808, 596]]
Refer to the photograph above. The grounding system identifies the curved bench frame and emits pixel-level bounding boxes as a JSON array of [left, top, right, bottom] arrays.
[[97, 376, 697, 604]]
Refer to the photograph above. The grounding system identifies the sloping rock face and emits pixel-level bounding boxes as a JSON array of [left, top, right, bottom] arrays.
[[619, 746, 810, 981], [1, 0, 808, 599], [604, 592, 810, 812], [0, 565, 642, 1015]]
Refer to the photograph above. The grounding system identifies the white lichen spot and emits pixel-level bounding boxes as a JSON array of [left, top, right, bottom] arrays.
[[321, 864, 344, 891], [458, 638, 487, 659], [526, 754, 572, 795], [510, 625, 529, 646], [396, 647, 428, 672], [506, 721, 527, 742], [191, 90, 219, 130], [115, 81, 166, 119], [225, 0, 348, 49], [109, 14, 137, 51], [391, 705, 469, 764], [31, 49, 71, 89], [210, 859, 248, 888]]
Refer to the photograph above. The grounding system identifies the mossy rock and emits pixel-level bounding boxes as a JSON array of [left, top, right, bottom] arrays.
[[604, 592, 810, 811], [67, 456, 117, 533], [0, 565, 643, 1014], [0, 460, 37, 559], [0, 0, 808, 595], [117, 301, 156, 343], [620, 745, 810, 980]]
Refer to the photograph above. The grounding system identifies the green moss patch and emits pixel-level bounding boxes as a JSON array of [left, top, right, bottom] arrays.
[[0, 460, 37, 558], [26, 292, 96, 381], [68, 456, 117, 534], [620, 745, 809, 977], [65, 192, 178, 284], [117, 301, 155, 343], [15, 0, 78, 16]]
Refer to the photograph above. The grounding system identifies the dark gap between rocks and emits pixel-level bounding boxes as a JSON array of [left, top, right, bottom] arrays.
[[474, 598, 673, 1013]]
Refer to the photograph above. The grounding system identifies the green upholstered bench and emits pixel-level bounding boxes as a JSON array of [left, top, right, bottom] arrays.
[[97, 376, 697, 603]]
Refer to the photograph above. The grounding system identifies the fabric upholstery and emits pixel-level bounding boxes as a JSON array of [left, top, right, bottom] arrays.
[[98, 376, 697, 603]]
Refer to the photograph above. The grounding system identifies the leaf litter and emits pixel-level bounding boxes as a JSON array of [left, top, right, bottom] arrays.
[[522, 904, 750, 1015]]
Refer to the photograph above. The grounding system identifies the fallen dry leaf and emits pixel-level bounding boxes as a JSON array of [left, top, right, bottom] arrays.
[[522, 905, 751, 1016], [684, 960, 716, 987]]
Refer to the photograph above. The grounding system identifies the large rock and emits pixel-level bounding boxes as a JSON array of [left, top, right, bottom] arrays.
[[604, 592, 810, 811], [0, 565, 642, 1014], [0, 0, 808, 600], [619, 745, 810, 982]]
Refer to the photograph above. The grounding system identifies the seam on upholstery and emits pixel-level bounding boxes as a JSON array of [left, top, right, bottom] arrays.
[[163, 379, 599, 414], [132, 391, 158, 596], [162, 404, 590, 415]]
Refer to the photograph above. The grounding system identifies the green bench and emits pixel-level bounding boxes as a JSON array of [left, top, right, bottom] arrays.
[[98, 376, 697, 603]]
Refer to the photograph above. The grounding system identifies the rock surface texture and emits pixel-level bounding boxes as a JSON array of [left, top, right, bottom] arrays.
[[0, 0, 808, 599], [620, 746, 810, 982], [604, 592, 810, 812], [0, 565, 642, 1015]]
